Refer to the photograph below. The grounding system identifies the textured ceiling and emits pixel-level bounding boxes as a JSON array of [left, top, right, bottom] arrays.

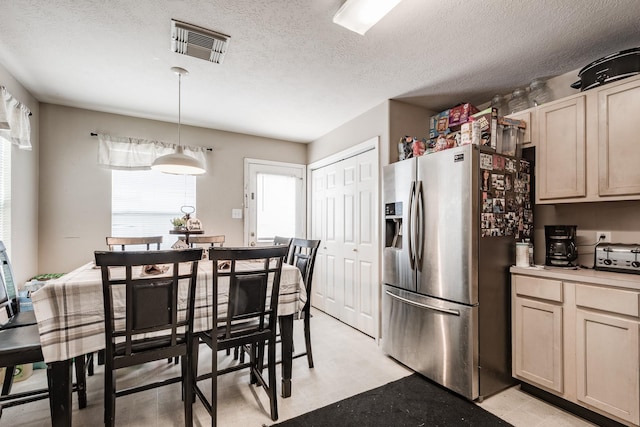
[[1, 0, 640, 143]]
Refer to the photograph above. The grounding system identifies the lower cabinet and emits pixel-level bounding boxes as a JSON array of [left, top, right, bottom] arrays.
[[513, 295, 563, 393], [512, 274, 640, 426]]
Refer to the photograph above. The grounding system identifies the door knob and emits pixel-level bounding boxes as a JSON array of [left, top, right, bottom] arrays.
[[250, 241, 256, 247]]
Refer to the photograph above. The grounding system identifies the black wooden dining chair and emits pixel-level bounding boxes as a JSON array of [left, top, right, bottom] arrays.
[[189, 235, 225, 248], [105, 236, 163, 251], [287, 238, 321, 368], [94, 248, 202, 427], [273, 236, 293, 262], [0, 265, 87, 418], [92, 236, 165, 373], [0, 241, 37, 331], [192, 245, 288, 425]]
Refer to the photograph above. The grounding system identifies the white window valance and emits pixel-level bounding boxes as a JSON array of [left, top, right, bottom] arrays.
[[0, 86, 32, 150], [97, 133, 207, 171]]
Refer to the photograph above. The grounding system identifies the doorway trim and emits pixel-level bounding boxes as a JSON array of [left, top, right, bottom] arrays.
[[307, 136, 381, 339], [243, 158, 306, 246]]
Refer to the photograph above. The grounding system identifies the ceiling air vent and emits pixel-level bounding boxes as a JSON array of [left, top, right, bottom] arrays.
[[171, 19, 230, 64]]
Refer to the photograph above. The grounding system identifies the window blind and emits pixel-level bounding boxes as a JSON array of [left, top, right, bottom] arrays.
[[112, 169, 196, 249], [0, 138, 10, 250]]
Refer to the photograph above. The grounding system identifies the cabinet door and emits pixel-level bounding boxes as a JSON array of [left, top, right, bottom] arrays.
[[513, 297, 564, 393], [598, 78, 640, 196], [576, 309, 639, 424], [537, 96, 586, 201], [506, 108, 534, 146]]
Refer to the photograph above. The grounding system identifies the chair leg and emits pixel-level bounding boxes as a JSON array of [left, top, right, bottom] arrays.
[[304, 313, 314, 368], [87, 352, 94, 376], [1, 366, 15, 396], [181, 354, 193, 427], [191, 339, 199, 404], [249, 343, 257, 384], [104, 364, 116, 426], [268, 339, 278, 421], [74, 355, 87, 409]]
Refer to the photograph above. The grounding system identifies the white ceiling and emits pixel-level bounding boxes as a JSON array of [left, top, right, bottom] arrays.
[[1, 0, 640, 143]]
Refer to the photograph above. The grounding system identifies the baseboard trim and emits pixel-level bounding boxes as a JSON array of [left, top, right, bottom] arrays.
[[520, 383, 627, 427]]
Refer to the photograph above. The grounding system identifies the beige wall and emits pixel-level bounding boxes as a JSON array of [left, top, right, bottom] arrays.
[[308, 101, 390, 166], [534, 201, 640, 267], [38, 104, 306, 273], [389, 100, 433, 163], [0, 63, 39, 287]]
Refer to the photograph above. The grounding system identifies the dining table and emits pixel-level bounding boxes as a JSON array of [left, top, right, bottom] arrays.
[[31, 257, 306, 427], [169, 228, 204, 245]]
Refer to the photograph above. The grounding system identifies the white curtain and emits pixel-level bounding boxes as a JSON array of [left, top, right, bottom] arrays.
[[97, 133, 207, 170], [0, 86, 32, 150]]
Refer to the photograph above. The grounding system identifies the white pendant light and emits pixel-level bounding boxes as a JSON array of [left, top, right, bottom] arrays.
[[151, 67, 206, 175], [333, 0, 403, 35]]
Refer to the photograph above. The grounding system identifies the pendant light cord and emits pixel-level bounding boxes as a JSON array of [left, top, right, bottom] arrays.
[[178, 72, 182, 149]]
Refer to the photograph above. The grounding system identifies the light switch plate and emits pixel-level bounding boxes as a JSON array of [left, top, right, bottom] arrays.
[[231, 208, 243, 219]]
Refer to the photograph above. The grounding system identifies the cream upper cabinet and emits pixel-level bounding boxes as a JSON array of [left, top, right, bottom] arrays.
[[597, 77, 640, 196], [533, 74, 640, 203], [536, 95, 586, 202]]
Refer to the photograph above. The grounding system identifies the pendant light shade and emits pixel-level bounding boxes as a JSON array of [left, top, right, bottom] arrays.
[[151, 67, 206, 175], [151, 146, 205, 174]]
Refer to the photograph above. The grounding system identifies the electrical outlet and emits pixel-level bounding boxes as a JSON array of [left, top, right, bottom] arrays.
[[231, 208, 243, 219], [596, 231, 612, 243]]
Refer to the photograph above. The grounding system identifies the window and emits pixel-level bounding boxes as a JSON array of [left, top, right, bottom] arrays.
[[112, 169, 195, 249], [256, 172, 297, 240], [244, 159, 305, 246], [0, 141, 10, 249]]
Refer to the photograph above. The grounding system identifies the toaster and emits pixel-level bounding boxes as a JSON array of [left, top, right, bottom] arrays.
[[594, 243, 640, 274]]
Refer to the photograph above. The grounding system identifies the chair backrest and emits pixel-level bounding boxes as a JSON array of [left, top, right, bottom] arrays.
[[106, 236, 163, 251], [273, 236, 293, 263], [273, 236, 292, 246], [208, 246, 288, 341], [94, 248, 203, 365], [189, 235, 225, 248], [0, 240, 18, 318], [289, 238, 321, 309]]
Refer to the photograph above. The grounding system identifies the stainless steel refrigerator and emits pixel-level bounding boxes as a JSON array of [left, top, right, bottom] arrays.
[[382, 144, 533, 401]]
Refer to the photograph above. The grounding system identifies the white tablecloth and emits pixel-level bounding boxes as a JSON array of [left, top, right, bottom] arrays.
[[31, 260, 306, 363]]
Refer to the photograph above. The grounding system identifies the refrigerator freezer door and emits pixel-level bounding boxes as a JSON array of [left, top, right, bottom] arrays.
[[382, 159, 417, 292], [382, 285, 479, 400], [416, 145, 478, 304]]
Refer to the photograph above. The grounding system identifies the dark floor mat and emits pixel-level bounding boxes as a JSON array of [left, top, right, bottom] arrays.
[[272, 373, 513, 427]]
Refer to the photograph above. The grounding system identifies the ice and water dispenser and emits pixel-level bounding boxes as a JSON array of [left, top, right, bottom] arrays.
[[383, 201, 405, 286], [385, 202, 403, 249]]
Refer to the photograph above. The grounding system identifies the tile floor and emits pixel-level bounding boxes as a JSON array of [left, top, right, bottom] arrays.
[[6, 309, 596, 426]]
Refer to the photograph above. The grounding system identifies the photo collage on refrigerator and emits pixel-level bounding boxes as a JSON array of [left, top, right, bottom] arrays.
[[480, 153, 533, 239]]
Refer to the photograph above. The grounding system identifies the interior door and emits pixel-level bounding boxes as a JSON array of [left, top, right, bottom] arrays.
[[245, 159, 305, 246], [321, 161, 341, 319], [310, 147, 378, 337]]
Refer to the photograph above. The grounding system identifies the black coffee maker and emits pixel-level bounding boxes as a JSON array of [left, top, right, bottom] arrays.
[[545, 225, 578, 267]]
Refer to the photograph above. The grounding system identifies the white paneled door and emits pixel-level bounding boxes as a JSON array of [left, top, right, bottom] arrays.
[[310, 146, 378, 337]]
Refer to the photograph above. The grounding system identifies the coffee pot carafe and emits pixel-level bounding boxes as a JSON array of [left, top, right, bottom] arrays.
[[545, 225, 578, 267]]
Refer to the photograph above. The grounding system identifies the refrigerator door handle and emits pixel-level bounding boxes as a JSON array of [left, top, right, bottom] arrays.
[[415, 180, 425, 271], [407, 180, 416, 269], [385, 290, 461, 316]]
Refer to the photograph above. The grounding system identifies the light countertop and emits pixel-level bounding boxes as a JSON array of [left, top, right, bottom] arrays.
[[510, 265, 640, 291]]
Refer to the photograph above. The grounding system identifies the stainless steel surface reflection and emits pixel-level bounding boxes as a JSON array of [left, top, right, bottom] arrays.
[[382, 285, 478, 399]]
